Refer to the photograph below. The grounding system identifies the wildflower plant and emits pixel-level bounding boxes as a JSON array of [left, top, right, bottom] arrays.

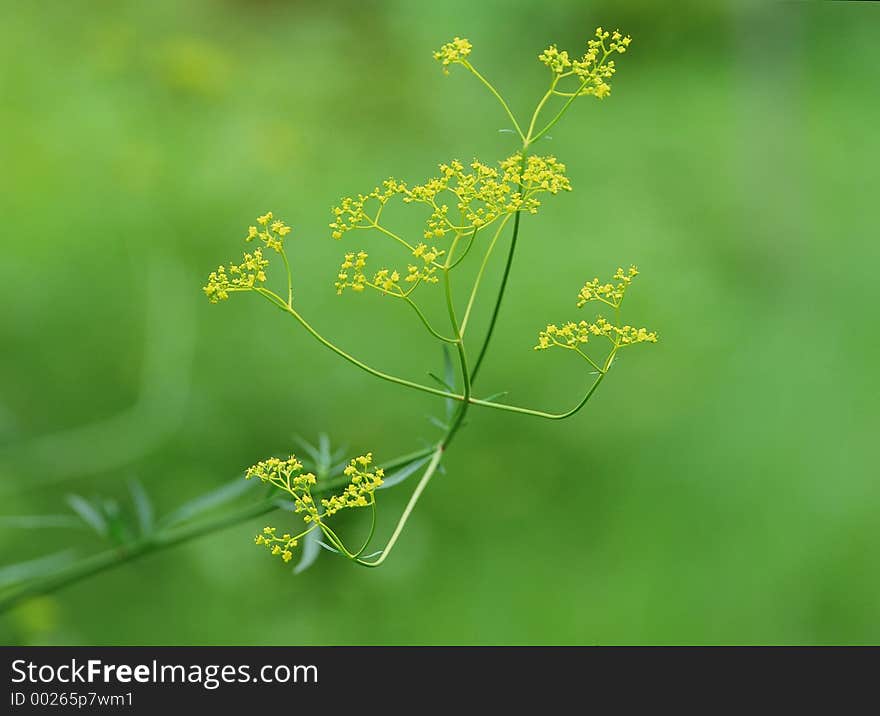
[[0, 27, 657, 610], [201, 26, 657, 571]]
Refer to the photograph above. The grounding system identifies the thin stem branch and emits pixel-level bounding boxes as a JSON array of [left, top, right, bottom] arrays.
[[0, 447, 437, 612], [468, 209, 522, 383], [462, 61, 526, 141], [355, 446, 444, 568], [460, 214, 512, 334], [255, 288, 456, 402]]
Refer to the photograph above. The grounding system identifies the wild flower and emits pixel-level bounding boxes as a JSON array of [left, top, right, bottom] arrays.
[[0, 26, 662, 606], [203, 27, 656, 570]]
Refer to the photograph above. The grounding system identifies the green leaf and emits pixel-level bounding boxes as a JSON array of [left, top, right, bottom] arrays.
[[100, 498, 134, 546], [481, 391, 509, 403], [317, 540, 340, 554], [0, 550, 77, 588], [293, 528, 321, 575], [378, 455, 431, 490], [318, 433, 331, 470], [427, 416, 449, 431], [128, 479, 154, 536], [66, 495, 107, 537], [0, 515, 84, 530], [427, 371, 454, 391], [293, 435, 321, 466], [159, 476, 258, 528]]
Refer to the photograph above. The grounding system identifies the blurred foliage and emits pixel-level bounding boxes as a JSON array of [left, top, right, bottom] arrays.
[[0, 0, 878, 644]]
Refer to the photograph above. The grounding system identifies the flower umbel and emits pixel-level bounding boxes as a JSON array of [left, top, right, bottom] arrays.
[[433, 37, 472, 73], [204, 213, 293, 304], [539, 27, 632, 100], [576, 265, 639, 308], [248, 451, 383, 564], [535, 267, 657, 371]]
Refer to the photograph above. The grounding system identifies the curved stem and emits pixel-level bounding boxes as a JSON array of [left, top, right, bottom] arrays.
[[0, 447, 439, 612], [441, 269, 471, 448], [460, 214, 512, 334], [468, 209, 522, 383], [0, 497, 280, 613], [355, 446, 444, 568], [370, 223, 417, 253], [524, 77, 559, 146], [279, 247, 294, 306], [354, 499, 377, 557], [447, 227, 479, 270], [401, 297, 458, 343], [471, 371, 605, 420], [461, 61, 525, 141], [255, 288, 457, 402]]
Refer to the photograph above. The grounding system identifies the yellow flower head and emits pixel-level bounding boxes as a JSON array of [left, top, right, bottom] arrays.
[[433, 37, 472, 73], [577, 265, 639, 308], [202, 247, 270, 303], [535, 267, 657, 357], [249, 450, 385, 565]]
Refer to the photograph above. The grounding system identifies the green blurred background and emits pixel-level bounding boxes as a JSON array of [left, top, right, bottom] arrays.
[[1, 0, 878, 645]]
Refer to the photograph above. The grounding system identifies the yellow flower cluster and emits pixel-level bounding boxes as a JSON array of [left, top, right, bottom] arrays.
[[203, 248, 270, 303], [335, 251, 369, 294], [576, 266, 639, 308], [203, 213, 293, 303], [329, 155, 571, 243], [538, 45, 571, 75], [500, 154, 571, 212], [539, 27, 632, 99], [247, 451, 384, 564], [246, 211, 292, 253], [535, 321, 591, 350], [335, 244, 444, 298], [321, 453, 384, 517], [535, 267, 657, 356], [535, 316, 657, 351], [433, 37, 472, 73], [255, 526, 299, 563], [329, 180, 404, 240]]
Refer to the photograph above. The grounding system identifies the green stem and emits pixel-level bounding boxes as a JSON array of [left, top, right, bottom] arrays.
[[441, 269, 471, 448], [0, 497, 279, 613], [256, 289, 456, 402], [0, 447, 437, 612], [279, 247, 294, 306], [459, 214, 512, 334], [402, 296, 458, 343], [447, 227, 479, 270], [468, 208, 522, 383], [524, 77, 559, 146], [462, 61, 526, 141], [355, 446, 444, 568]]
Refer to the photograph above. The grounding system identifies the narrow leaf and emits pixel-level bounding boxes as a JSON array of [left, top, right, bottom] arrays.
[[0, 550, 77, 588], [100, 498, 133, 545], [160, 476, 257, 527], [128, 479, 154, 536], [359, 550, 383, 559], [294, 528, 321, 575], [481, 391, 509, 403], [318, 433, 331, 473], [427, 416, 449, 431], [378, 455, 431, 490], [292, 435, 321, 465], [66, 495, 107, 537], [427, 371, 454, 391], [317, 540, 340, 554], [0, 515, 84, 529]]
